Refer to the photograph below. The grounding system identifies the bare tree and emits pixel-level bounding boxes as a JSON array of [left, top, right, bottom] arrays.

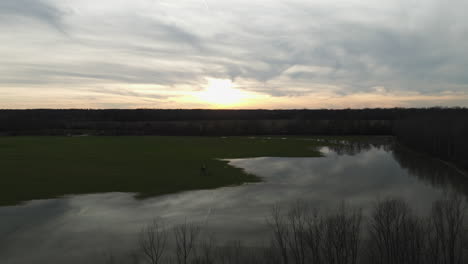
[[218, 240, 244, 264], [173, 220, 201, 264], [322, 203, 362, 264], [193, 233, 217, 264], [269, 201, 361, 264], [368, 198, 427, 264], [139, 219, 168, 264], [286, 201, 309, 264], [268, 204, 290, 264], [129, 197, 468, 264], [263, 242, 282, 264], [304, 208, 324, 264], [428, 193, 466, 264]]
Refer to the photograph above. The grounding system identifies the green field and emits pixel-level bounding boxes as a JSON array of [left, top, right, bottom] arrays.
[[0, 136, 326, 206]]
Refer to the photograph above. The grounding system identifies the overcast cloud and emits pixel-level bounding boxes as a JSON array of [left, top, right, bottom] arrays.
[[1, 0, 467, 108]]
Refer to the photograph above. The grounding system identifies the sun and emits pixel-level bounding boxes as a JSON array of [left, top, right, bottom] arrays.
[[196, 79, 248, 107]]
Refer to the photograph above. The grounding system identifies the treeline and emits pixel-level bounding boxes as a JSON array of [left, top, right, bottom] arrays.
[[0, 108, 413, 123], [1, 107, 466, 136], [394, 110, 468, 170], [1, 107, 467, 169], [108, 195, 468, 264], [0, 119, 392, 136], [0, 108, 403, 136], [392, 143, 468, 196], [322, 139, 468, 193]]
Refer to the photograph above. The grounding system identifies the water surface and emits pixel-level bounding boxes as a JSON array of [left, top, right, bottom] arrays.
[[0, 139, 467, 263]]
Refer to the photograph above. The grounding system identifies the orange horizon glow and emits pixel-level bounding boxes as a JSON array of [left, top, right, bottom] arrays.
[[1, 78, 467, 109]]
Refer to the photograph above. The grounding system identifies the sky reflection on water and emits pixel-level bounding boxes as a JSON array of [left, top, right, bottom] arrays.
[[0, 141, 466, 264]]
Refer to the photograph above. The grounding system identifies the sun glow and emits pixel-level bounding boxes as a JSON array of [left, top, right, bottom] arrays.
[[196, 79, 249, 107]]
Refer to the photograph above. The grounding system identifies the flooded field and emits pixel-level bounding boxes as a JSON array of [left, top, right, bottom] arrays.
[[0, 137, 467, 263]]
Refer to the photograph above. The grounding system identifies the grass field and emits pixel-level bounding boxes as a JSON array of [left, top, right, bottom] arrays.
[[0, 136, 328, 206]]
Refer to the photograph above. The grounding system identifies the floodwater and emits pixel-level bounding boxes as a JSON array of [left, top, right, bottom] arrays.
[[0, 138, 467, 263]]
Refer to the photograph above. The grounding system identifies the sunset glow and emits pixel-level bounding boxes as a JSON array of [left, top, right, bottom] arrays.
[[0, 0, 467, 108], [195, 79, 250, 107]]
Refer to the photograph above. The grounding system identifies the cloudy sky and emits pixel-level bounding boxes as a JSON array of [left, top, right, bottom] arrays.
[[1, 0, 468, 109]]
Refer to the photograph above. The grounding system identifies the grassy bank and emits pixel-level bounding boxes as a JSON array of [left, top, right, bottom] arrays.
[[0, 136, 325, 206]]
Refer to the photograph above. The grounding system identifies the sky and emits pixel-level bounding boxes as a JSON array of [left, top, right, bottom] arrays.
[[1, 0, 468, 109]]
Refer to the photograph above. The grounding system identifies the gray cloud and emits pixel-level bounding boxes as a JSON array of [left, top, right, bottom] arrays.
[[0, 62, 202, 87], [87, 87, 168, 100], [0, 0, 65, 31], [0, 0, 467, 107]]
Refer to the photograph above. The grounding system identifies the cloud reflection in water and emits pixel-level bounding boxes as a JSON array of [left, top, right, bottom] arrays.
[[0, 144, 465, 263]]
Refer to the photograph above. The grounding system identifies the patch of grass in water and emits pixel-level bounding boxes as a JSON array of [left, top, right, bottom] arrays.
[[0, 136, 327, 206]]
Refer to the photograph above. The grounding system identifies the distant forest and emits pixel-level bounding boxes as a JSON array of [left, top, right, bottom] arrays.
[[0, 108, 467, 170], [393, 109, 468, 171]]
